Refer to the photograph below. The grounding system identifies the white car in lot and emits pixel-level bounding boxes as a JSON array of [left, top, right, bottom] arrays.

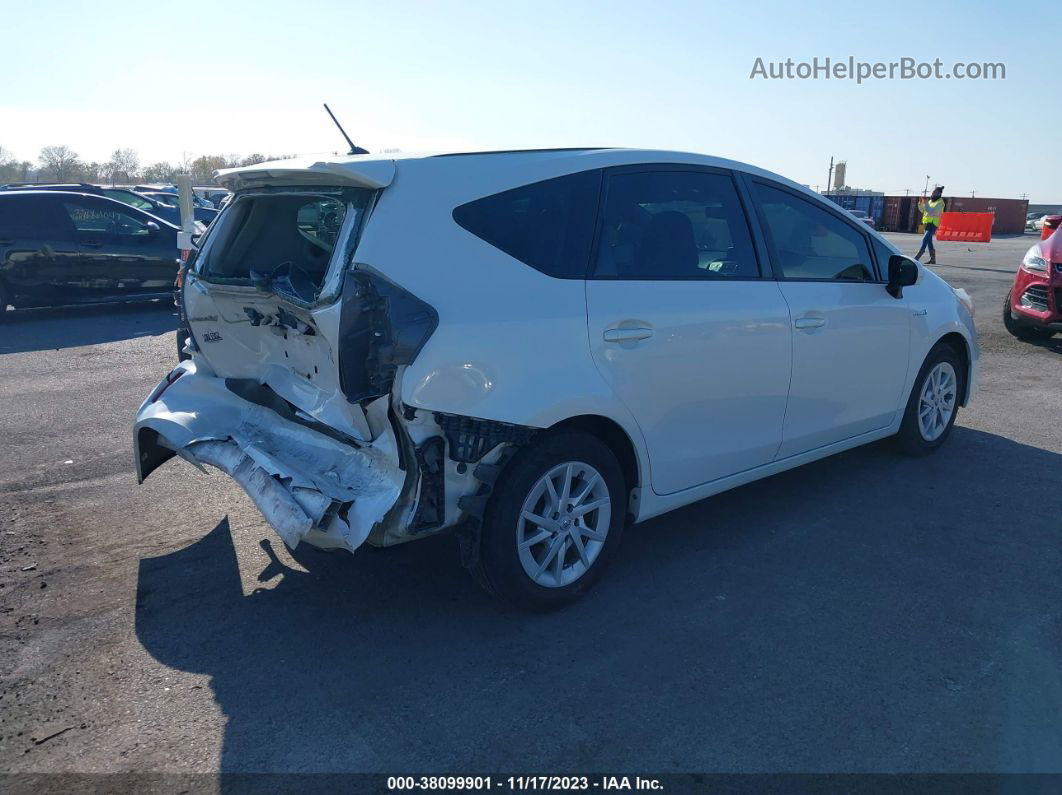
[[134, 148, 978, 607]]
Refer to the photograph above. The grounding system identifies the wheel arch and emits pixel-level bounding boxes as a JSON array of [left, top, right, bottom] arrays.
[[933, 331, 972, 405], [546, 414, 643, 502]]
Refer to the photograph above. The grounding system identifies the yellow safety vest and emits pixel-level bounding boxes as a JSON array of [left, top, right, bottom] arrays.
[[921, 198, 945, 226]]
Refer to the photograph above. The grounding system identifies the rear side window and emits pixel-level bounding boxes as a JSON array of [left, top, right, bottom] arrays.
[[0, 196, 62, 238], [452, 170, 601, 278], [754, 183, 874, 281]]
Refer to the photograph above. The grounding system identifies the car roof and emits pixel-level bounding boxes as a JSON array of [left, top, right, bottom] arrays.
[[214, 147, 819, 202], [1, 182, 103, 192]]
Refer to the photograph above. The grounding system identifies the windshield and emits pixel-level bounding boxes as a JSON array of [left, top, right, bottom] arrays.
[[194, 187, 374, 304]]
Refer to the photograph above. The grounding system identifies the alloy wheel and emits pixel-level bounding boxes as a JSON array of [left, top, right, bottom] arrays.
[[917, 361, 957, 441], [516, 461, 611, 588]]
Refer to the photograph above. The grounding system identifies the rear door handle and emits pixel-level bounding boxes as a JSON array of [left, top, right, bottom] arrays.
[[794, 316, 827, 329], [82, 239, 104, 248], [603, 327, 654, 343]]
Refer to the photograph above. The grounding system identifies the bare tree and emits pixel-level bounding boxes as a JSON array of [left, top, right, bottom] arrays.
[[0, 146, 15, 183], [106, 148, 140, 184], [190, 155, 229, 184], [38, 145, 81, 182], [142, 161, 177, 183], [80, 162, 105, 183]]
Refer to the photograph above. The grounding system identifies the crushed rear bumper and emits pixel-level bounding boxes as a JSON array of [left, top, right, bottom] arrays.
[[133, 361, 405, 553]]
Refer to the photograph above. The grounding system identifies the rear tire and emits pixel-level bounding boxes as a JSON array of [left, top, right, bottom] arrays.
[[0, 281, 11, 320], [1003, 290, 1055, 341], [475, 431, 626, 609], [895, 343, 965, 456]]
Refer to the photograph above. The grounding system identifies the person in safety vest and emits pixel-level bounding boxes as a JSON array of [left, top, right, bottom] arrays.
[[915, 186, 946, 264]]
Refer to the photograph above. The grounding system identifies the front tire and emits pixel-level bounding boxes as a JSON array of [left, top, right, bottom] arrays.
[[1003, 290, 1055, 341], [895, 343, 964, 456], [475, 431, 626, 609]]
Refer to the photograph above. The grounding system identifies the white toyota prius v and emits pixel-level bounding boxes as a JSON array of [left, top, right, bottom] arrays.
[[134, 148, 978, 607]]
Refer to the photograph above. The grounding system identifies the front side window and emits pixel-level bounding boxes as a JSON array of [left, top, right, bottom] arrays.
[[593, 170, 759, 279], [63, 200, 150, 236], [104, 190, 153, 211], [196, 188, 371, 303], [151, 194, 180, 207], [452, 170, 601, 278], [754, 183, 874, 281]]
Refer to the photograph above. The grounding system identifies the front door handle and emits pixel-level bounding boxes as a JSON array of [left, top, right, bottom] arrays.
[[82, 239, 104, 248], [603, 327, 654, 343], [794, 316, 827, 329]]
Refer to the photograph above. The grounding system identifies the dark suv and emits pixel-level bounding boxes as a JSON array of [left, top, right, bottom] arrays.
[[0, 191, 179, 313], [0, 183, 189, 227]]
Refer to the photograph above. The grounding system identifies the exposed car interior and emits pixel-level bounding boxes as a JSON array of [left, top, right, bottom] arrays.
[[198, 191, 363, 299]]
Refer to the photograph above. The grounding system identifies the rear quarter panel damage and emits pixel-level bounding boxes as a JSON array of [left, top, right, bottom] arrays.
[[134, 361, 405, 553]]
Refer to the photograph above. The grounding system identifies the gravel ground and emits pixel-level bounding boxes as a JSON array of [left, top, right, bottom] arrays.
[[1, 232, 1060, 781]]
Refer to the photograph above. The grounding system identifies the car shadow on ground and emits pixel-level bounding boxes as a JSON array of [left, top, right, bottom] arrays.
[[0, 301, 176, 355], [1023, 336, 1062, 355], [135, 427, 1062, 776]]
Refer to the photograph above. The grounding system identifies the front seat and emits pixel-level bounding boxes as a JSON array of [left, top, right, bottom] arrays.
[[631, 210, 698, 277]]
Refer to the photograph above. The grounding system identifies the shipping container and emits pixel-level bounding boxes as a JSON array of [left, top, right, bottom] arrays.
[[823, 193, 885, 224], [942, 196, 1029, 234], [880, 196, 919, 232], [877, 195, 1028, 235]]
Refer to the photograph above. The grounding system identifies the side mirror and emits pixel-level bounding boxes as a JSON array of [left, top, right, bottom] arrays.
[[145, 221, 160, 235], [887, 254, 918, 298]]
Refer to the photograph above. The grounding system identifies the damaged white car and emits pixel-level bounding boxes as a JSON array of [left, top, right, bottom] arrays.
[[134, 148, 978, 607]]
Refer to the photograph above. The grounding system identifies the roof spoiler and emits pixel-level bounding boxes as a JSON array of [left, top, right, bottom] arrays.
[[214, 157, 395, 191]]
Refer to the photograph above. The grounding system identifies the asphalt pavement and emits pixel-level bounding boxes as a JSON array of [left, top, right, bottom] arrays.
[[1, 232, 1060, 779]]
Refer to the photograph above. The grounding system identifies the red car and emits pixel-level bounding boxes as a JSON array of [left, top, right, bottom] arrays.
[[1004, 223, 1062, 340]]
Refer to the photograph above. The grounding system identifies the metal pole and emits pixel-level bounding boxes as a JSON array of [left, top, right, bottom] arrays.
[[826, 157, 833, 195], [176, 173, 196, 260]]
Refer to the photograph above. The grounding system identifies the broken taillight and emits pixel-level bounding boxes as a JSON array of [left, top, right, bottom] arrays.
[[337, 267, 439, 403]]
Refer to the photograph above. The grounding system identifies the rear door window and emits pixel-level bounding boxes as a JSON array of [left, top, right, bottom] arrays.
[[592, 169, 759, 279], [452, 170, 602, 278]]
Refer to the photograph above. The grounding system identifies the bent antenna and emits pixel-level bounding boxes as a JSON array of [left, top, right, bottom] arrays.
[[323, 103, 368, 155]]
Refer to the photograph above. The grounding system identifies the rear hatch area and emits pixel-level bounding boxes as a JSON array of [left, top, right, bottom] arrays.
[[134, 182, 422, 553]]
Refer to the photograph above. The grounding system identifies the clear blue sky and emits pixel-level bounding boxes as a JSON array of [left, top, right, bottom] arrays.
[[2, 0, 1058, 201]]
